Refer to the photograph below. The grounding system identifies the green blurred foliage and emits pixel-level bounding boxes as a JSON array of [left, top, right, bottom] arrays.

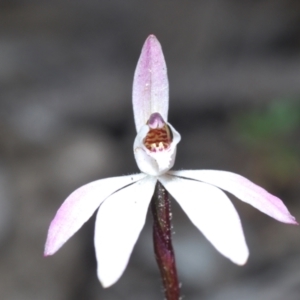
[[234, 100, 300, 185]]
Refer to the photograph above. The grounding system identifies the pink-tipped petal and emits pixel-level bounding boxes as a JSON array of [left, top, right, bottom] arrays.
[[44, 173, 146, 256], [159, 174, 249, 265], [133, 35, 169, 132], [171, 170, 297, 224], [95, 176, 156, 288]]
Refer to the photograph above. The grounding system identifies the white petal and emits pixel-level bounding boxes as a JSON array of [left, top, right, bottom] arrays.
[[95, 176, 156, 287], [159, 174, 249, 265], [132, 35, 169, 132], [44, 173, 146, 256], [133, 123, 181, 176], [170, 170, 297, 224]]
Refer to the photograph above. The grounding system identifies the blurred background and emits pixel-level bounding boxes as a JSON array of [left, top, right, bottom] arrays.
[[0, 1, 300, 299]]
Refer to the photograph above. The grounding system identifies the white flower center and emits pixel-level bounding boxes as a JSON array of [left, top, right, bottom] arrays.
[[143, 113, 172, 152]]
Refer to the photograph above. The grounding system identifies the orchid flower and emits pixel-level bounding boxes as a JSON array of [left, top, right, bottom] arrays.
[[44, 35, 297, 289]]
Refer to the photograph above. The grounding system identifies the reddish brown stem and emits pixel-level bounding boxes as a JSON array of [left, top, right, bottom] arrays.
[[151, 181, 180, 300]]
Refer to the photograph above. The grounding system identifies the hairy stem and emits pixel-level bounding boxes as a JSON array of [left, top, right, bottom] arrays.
[[151, 181, 180, 300]]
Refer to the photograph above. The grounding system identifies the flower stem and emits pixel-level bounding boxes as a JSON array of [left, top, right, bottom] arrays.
[[151, 181, 180, 300]]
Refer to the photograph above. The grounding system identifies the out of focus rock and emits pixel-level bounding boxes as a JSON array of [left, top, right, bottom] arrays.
[[0, 165, 12, 246]]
